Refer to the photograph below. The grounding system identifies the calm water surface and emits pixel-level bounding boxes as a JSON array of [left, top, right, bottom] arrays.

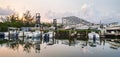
[[0, 37, 120, 57]]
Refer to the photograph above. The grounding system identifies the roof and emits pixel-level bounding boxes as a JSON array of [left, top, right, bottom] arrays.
[[106, 26, 120, 30]]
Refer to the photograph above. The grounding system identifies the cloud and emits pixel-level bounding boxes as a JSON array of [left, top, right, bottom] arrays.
[[78, 2, 120, 23], [0, 7, 15, 15], [45, 10, 74, 19], [44, 0, 120, 24], [45, 10, 76, 23], [81, 4, 89, 10], [44, 3, 96, 23]]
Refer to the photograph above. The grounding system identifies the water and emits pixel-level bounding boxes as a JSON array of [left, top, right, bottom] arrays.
[[0, 37, 120, 57]]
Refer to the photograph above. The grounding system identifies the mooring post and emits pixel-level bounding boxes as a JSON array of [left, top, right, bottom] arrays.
[[23, 31, 24, 41], [8, 28, 10, 40]]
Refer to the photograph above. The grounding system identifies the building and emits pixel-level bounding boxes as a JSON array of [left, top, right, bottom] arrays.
[[105, 25, 120, 38]]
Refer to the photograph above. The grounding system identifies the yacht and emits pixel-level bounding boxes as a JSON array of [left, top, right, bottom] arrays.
[[43, 31, 54, 38], [33, 30, 41, 38], [88, 32, 100, 40]]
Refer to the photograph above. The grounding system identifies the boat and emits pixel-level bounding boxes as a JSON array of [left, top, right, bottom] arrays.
[[43, 31, 53, 38], [25, 31, 33, 38], [33, 30, 41, 38], [47, 31, 54, 38], [0, 32, 5, 38], [4, 32, 8, 37], [88, 32, 100, 40], [4, 31, 17, 37], [7, 27, 19, 39], [18, 31, 24, 37]]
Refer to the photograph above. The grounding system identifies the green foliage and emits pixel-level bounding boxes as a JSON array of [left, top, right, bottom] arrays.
[[42, 23, 52, 27], [76, 29, 100, 33], [56, 30, 70, 39], [0, 39, 9, 44], [55, 29, 100, 39], [43, 30, 49, 33], [0, 11, 35, 32]]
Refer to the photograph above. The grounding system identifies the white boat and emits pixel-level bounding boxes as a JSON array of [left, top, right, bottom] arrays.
[[47, 39, 54, 45], [18, 31, 24, 37], [5, 27, 19, 38], [43, 31, 54, 38], [18, 31, 33, 38], [4, 31, 18, 39], [25, 32, 33, 38], [88, 32, 100, 40], [19, 30, 41, 38], [33, 30, 41, 37], [4, 32, 8, 37], [47, 31, 54, 38]]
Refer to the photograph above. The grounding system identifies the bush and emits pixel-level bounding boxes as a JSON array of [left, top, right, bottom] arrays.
[[0, 26, 8, 32], [56, 30, 70, 39], [43, 30, 49, 33]]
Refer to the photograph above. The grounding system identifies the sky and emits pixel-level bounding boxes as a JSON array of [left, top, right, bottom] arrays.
[[0, 0, 120, 23]]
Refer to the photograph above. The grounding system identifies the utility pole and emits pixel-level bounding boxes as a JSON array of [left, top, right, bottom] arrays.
[[35, 13, 41, 30], [53, 19, 57, 30]]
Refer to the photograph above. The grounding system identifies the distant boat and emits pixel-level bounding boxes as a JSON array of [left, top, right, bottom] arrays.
[[47, 31, 54, 38], [0, 32, 5, 38], [43, 31, 54, 38], [4, 31, 17, 37], [33, 30, 41, 38], [88, 32, 100, 40], [18, 31, 24, 37], [25, 31, 33, 38], [18, 31, 33, 38], [4, 32, 8, 37], [4, 31, 16, 37]]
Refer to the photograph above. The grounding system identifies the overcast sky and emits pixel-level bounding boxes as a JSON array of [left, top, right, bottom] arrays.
[[0, 0, 120, 23]]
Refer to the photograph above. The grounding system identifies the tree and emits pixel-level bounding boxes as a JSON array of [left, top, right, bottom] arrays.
[[8, 14, 19, 22], [22, 10, 34, 25]]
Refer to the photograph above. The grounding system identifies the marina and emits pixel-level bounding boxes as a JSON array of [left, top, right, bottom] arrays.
[[0, 37, 120, 57], [0, 0, 120, 57], [0, 13, 120, 57]]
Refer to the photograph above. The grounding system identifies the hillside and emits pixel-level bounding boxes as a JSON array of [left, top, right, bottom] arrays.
[[62, 16, 91, 25]]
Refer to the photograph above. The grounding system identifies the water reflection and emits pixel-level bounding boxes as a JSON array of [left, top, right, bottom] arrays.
[[0, 37, 120, 51], [0, 37, 120, 57], [9, 41, 19, 50], [109, 41, 120, 50], [35, 41, 40, 53], [23, 42, 33, 53]]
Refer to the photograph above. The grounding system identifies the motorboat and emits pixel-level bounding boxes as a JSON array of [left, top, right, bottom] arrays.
[[18, 31, 33, 38], [88, 32, 100, 40], [4, 32, 8, 37], [33, 30, 41, 38], [47, 31, 54, 38], [25, 32, 33, 38], [4, 31, 15, 36], [43, 31, 54, 39], [0, 32, 5, 38], [18, 31, 24, 37], [5, 27, 19, 39]]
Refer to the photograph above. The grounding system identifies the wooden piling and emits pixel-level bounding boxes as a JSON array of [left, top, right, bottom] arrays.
[[23, 31, 24, 41], [8, 31, 10, 40]]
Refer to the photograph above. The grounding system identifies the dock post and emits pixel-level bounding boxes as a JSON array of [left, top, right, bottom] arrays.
[[86, 30, 88, 39], [23, 31, 24, 41], [40, 30, 43, 44], [8, 31, 10, 40], [8, 27, 10, 40]]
